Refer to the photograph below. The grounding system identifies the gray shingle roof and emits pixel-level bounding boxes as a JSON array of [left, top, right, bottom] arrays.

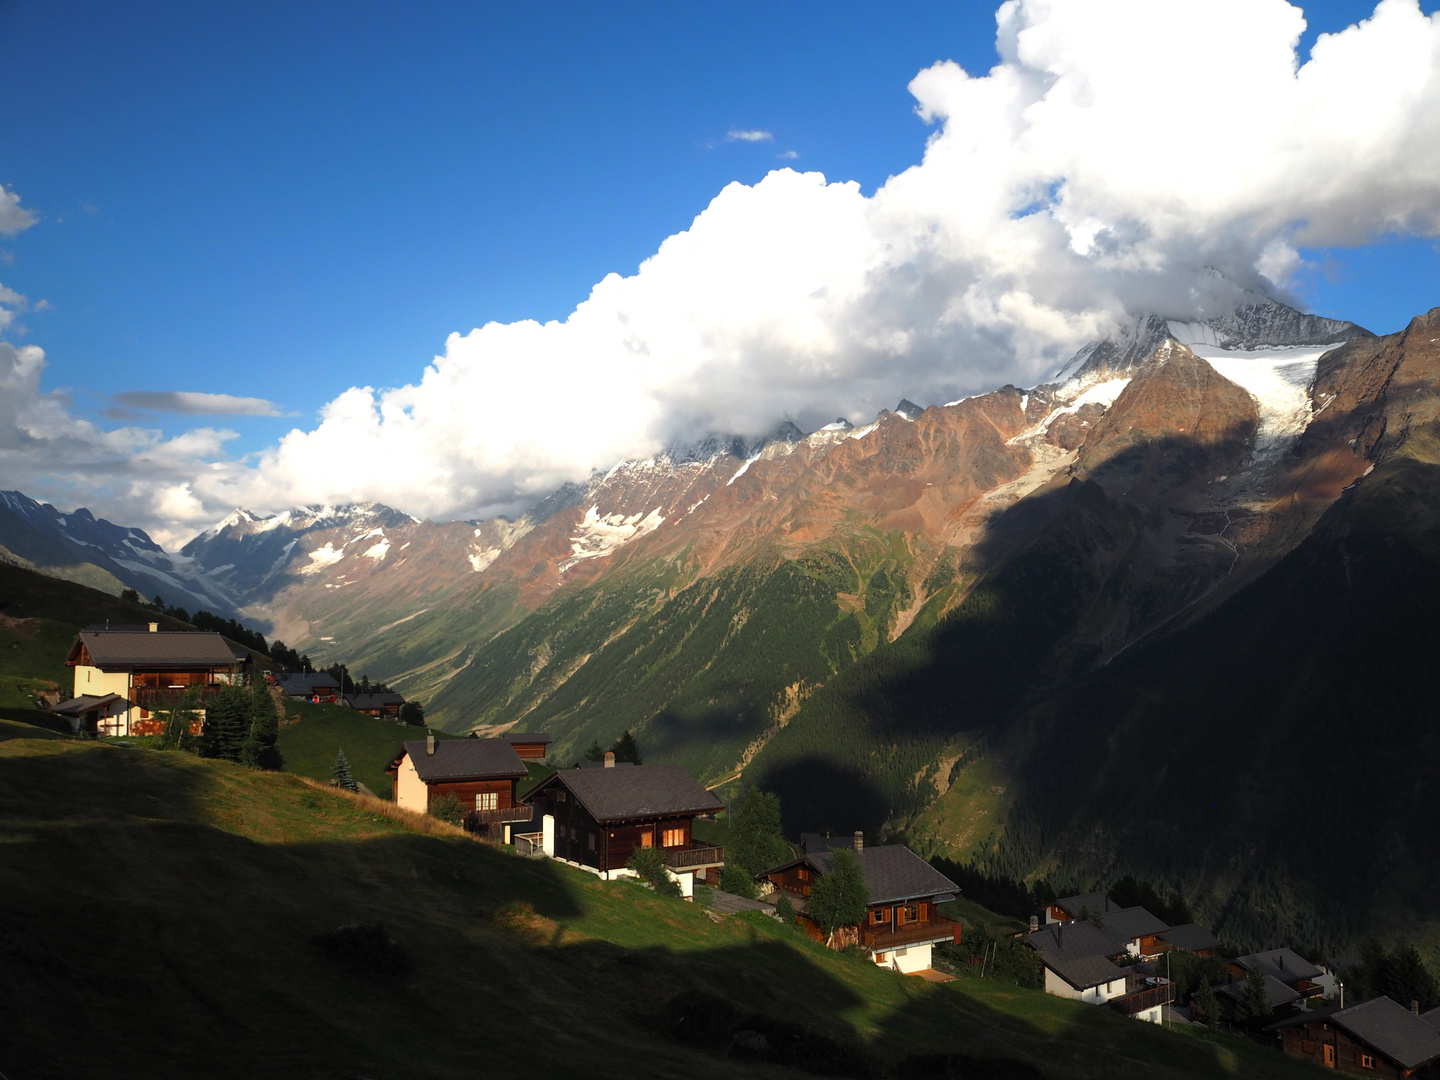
[[344, 693, 405, 709], [1031, 906, 1168, 957], [768, 845, 960, 906], [1271, 998, 1440, 1070], [1422, 1005, 1440, 1030], [1053, 892, 1113, 919], [1090, 906, 1169, 944], [279, 672, 340, 695], [1220, 972, 1300, 1009], [51, 693, 125, 715], [501, 731, 551, 744], [1025, 923, 1129, 990], [1158, 923, 1221, 953], [1235, 948, 1322, 984], [403, 739, 526, 782], [75, 630, 238, 668], [531, 764, 723, 822]]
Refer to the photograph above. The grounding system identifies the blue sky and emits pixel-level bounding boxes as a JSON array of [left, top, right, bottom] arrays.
[[3, 0, 1439, 539]]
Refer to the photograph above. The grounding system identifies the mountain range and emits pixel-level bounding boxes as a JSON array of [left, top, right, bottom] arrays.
[[8, 289, 1438, 951]]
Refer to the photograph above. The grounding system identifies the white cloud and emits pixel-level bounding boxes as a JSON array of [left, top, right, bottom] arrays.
[[0, 185, 37, 237], [726, 128, 774, 142], [778, 149, 800, 160], [113, 391, 286, 417], [11, 0, 1440, 541]]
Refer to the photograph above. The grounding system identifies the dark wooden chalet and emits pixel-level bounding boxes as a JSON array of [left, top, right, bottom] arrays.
[[63, 626, 245, 737], [386, 735, 532, 832], [1227, 948, 1327, 1004], [764, 838, 961, 974], [518, 761, 724, 897], [1268, 996, 1440, 1077], [500, 731, 551, 761], [278, 672, 340, 703], [342, 691, 405, 719]]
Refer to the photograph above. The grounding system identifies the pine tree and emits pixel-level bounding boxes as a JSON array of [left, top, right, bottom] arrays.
[[774, 890, 796, 925], [399, 700, 425, 727], [582, 740, 605, 762], [727, 787, 790, 878], [610, 730, 641, 764], [1194, 977, 1219, 1025], [200, 685, 251, 763], [808, 848, 869, 939], [1238, 962, 1270, 1021], [1384, 945, 1440, 1010], [240, 682, 282, 770], [333, 748, 358, 793]]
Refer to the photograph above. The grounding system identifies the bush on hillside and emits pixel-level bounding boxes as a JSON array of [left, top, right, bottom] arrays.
[[399, 700, 425, 726], [807, 848, 868, 940], [431, 792, 464, 825], [627, 846, 681, 898], [719, 864, 758, 899], [726, 786, 791, 878], [774, 891, 796, 925], [310, 922, 411, 980]]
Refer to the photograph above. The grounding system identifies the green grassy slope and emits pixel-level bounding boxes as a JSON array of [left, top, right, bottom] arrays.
[[0, 726, 1317, 1080], [274, 698, 456, 796]]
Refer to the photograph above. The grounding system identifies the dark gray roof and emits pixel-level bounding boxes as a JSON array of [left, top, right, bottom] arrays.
[[1423, 1006, 1440, 1030], [1053, 892, 1113, 919], [1159, 923, 1221, 953], [801, 832, 858, 854], [343, 692, 405, 708], [769, 845, 960, 906], [403, 739, 526, 782], [1219, 972, 1301, 1009], [1025, 923, 1129, 990], [51, 693, 125, 715], [531, 764, 723, 822], [1235, 948, 1323, 984], [1271, 998, 1440, 1070], [1090, 906, 1169, 943], [279, 672, 340, 695], [501, 731, 551, 744], [75, 630, 237, 668]]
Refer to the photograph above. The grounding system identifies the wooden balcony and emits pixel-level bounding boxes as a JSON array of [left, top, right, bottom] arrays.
[[1109, 981, 1175, 1017], [863, 916, 962, 952], [462, 806, 534, 830], [664, 843, 725, 869], [133, 685, 227, 708]]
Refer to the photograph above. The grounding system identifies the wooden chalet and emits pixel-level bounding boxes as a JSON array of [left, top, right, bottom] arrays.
[[61, 625, 245, 737], [342, 691, 405, 719], [500, 731, 551, 761], [386, 734, 532, 833], [1024, 908, 1182, 1023], [278, 672, 340, 703], [1227, 949, 1327, 1005], [1268, 996, 1440, 1077], [764, 836, 962, 975], [1156, 923, 1221, 958], [517, 758, 724, 899]]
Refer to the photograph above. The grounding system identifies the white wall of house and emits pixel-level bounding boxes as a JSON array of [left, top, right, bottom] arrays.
[[542, 813, 555, 857], [874, 943, 933, 974], [1134, 1004, 1164, 1025], [1044, 967, 1126, 1004], [73, 666, 133, 734], [395, 754, 429, 812]]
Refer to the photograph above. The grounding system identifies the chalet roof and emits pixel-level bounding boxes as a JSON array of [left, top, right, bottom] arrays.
[[1270, 997, 1440, 1070], [343, 693, 405, 709], [801, 832, 858, 854], [1219, 972, 1300, 1009], [1052, 892, 1113, 919], [1024, 924, 1128, 991], [501, 731, 551, 745], [1158, 923, 1221, 953], [530, 764, 722, 822], [278, 672, 341, 695], [1234, 948, 1323, 985], [51, 693, 125, 715], [70, 630, 238, 669], [402, 739, 527, 783], [1423, 1006, 1440, 1030], [1090, 906, 1169, 943], [768, 845, 960, 906]]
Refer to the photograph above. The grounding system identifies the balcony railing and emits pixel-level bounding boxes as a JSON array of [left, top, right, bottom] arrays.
[[664, 843, 725, 868], [862, 916, 962, 952], [133, 685, 228, 708], [1109, 982, 1175, 1017]]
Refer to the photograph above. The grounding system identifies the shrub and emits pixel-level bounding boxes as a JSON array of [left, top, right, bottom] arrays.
[[430, 792, 464, 825], [719, 864, 758, 899], [627, 846, 681, 897], [774, 891, 796, 925], [310, 922, 411, 980], [807, 848, 868, 939]]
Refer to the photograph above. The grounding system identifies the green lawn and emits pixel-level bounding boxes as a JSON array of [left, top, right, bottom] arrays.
[[273, 697, 455, 796], [0, 719, 1324, 1079]]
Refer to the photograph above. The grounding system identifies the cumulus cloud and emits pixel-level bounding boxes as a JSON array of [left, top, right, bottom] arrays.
[[726, 128, 774, 142], [112, 391, 286, 417], [0, 185, 37, 237], [13, 0, 1440, 541]]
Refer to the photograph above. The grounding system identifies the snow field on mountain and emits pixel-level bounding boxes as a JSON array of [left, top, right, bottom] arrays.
[[1186, 342, 1344, 452], [558, 505, 665, 572]]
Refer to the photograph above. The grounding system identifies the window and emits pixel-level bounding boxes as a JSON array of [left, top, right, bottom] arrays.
[[898, 904, 918, 925], [662, 828, 684, 847], [871, 909, 889, 925], [875, 953, 887, 963], [1359, 1054, 1375, 1069], [555, 790, 567, 802], [798, 868, 810, 881], [640, 831, 653, 848], [475, 792, 498, 811], [1301, 1040, 1315, 1055], [588, 832, 597, 851]]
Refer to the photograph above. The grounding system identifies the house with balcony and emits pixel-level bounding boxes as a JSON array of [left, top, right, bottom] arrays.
[[341, 691, 405, 719], [499, 731, 551, 761], [1025, 913, 1178, 1023], [278, 672, 341, 703], [59, 624, 245, 737], [386, 734, 533, 835], [1268, 996, 1440, 1076], [764, 837, 962, 975], [515, 755, 725, 899]]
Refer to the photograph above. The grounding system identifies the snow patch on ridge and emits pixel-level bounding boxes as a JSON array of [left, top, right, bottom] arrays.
[[363, 538, 391, 561], [1186, 342, 1342, 452], [728, 454, 761, 485], [559, 505, 664, 572], [302, 543, 345, 574], [468, 547, 501, 573]]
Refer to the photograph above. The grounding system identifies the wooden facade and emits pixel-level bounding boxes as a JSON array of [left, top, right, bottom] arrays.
[[509, 741, 549, 761], [1277, 1017, 1428, 1078], [531, 784, 702, 873]]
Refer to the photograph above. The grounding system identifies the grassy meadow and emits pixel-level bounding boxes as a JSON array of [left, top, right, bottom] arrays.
[[0, 718, 1322, 1080]]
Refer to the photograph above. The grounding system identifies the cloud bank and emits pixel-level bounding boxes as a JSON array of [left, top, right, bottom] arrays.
[[111, 391, 286, 417], [11, 0, 1440, 543]]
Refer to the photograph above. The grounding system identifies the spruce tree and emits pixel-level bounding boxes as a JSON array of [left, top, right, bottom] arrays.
[[200, 685, 251, 762], [1194, 977, 1219, 1024], [774, 890, 796, 925], [727, 787, 790, 878], [399, 700, 425, 727], [333, 748, 358, 793], [1238, 962, 1270, 1021], [582, 740, 605, 762], [240, 682, 282, 770], [808, 848, 869, 939], [610, 730, 641, 764]]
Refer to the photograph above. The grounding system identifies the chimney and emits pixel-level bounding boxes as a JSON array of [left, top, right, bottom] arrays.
[[604, 751, 615, 768], [1029, 915, 1039, 933], [148, 622, 158, 633], [426, 732, 435, 756], [1414, 1000, 1421, 1015], [853, 830, 863, 852]]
